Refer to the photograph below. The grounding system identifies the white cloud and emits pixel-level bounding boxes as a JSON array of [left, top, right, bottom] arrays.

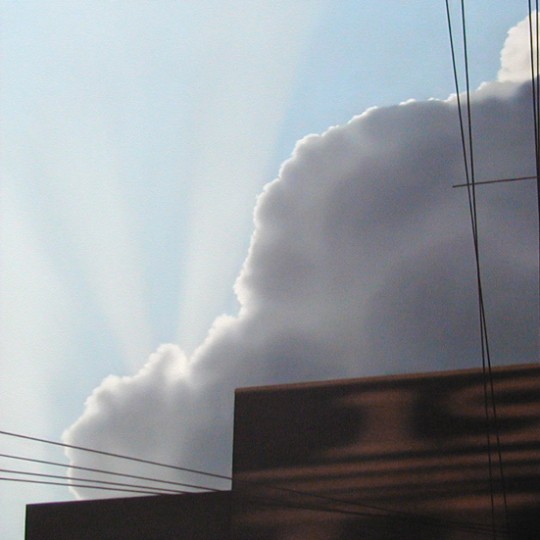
[[64, 31, 538, 496], [499, 11, 538, 82]]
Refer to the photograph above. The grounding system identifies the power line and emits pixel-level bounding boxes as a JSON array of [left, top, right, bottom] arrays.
[[528, 0, 540, 359], [232, 488, 510, 538], [0, 429, 230, 483], [234, 482, 509, 537], [0, 476, 173, 497], [462, 1, 508, 530], [0, 467, 185, 496], [452, 175, 537, 188], [0, 452, 219, 492], [445, 5, 496, 531], [460, 2, 507, 529], [445, 0, 509, 535], [1, 428, 512, 536], [3, 471, 509, 537]]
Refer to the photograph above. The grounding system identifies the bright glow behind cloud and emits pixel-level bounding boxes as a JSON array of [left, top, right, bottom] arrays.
[[64, 70, 538, 498], [174, 3, 326, 351], [0, 185, 73, 432], [0, 184, 77, 533], [1, 1, 326, 373], [36, 107, 154, 370]]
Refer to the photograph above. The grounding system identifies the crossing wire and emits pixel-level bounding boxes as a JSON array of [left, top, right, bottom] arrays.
[[452, 175, 537, 188], [0, 429, 511, 537], [444, 0, 509, 535]]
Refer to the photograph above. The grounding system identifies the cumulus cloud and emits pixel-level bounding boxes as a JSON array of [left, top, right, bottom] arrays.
[[64, 20, 538, 495], [499, 11, 538, 82]]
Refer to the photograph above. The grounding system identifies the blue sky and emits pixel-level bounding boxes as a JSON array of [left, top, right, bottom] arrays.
[[0, 2, 532, 538]]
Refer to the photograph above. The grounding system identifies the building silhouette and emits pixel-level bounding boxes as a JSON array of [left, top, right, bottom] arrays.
[[26, 363, 540, 539]]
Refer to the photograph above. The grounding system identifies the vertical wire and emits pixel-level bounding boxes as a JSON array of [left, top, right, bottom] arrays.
[[528, 1, 539, 175], [459, 4, 498, 534], [460, 1, 509, 529], [536, 2, 540, 359], [445, 1, 495, 534], [445, 1, 471, 185], [532, 2, 540, 365]]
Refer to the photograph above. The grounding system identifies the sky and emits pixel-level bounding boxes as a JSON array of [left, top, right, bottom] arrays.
[[0, 2, 537, 538]]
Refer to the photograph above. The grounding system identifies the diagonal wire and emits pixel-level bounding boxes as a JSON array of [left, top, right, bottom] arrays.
[[459, 3, 498, 532], [445, 2, 495, 532], [532, 0, 540, 364], [0, 429, 230, 482], [0, 429, 511, 537], [0, 453, 216, 492], [445, 1, 512, 534], [460, 0, 508, 530], [5, 472, 509, 537], [529, 0, 540, 360], [233, 489, 508, 538], [0, 476, 175, 497], [0, 467, 186, 495]]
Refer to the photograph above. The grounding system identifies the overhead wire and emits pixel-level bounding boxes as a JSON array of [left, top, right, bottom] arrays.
[[452, 175, 537, 188], [0, 467, 186, 496], [445, 2, 496, 531], [0, 429, 230, 483], [3, 471, 508, 537], [233, 490, 508, 538], [234, 481, 510, 537], [0, 429, 511, 537], [0, 477, 176, 497], [0, 452, 216, 493], [461, 1, 509, 530], [528, 0, 540, 359], [444, 0, 509, 535], [537, 1, 540, 333]]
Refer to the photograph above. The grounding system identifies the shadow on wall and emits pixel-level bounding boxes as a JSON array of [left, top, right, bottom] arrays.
[[232, 363, 540, 539]]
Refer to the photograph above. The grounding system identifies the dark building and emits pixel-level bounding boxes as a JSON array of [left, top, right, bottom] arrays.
[[232, 362, 540, 539], [25, 491, 231, 540], [27, 363, 540, 539]]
